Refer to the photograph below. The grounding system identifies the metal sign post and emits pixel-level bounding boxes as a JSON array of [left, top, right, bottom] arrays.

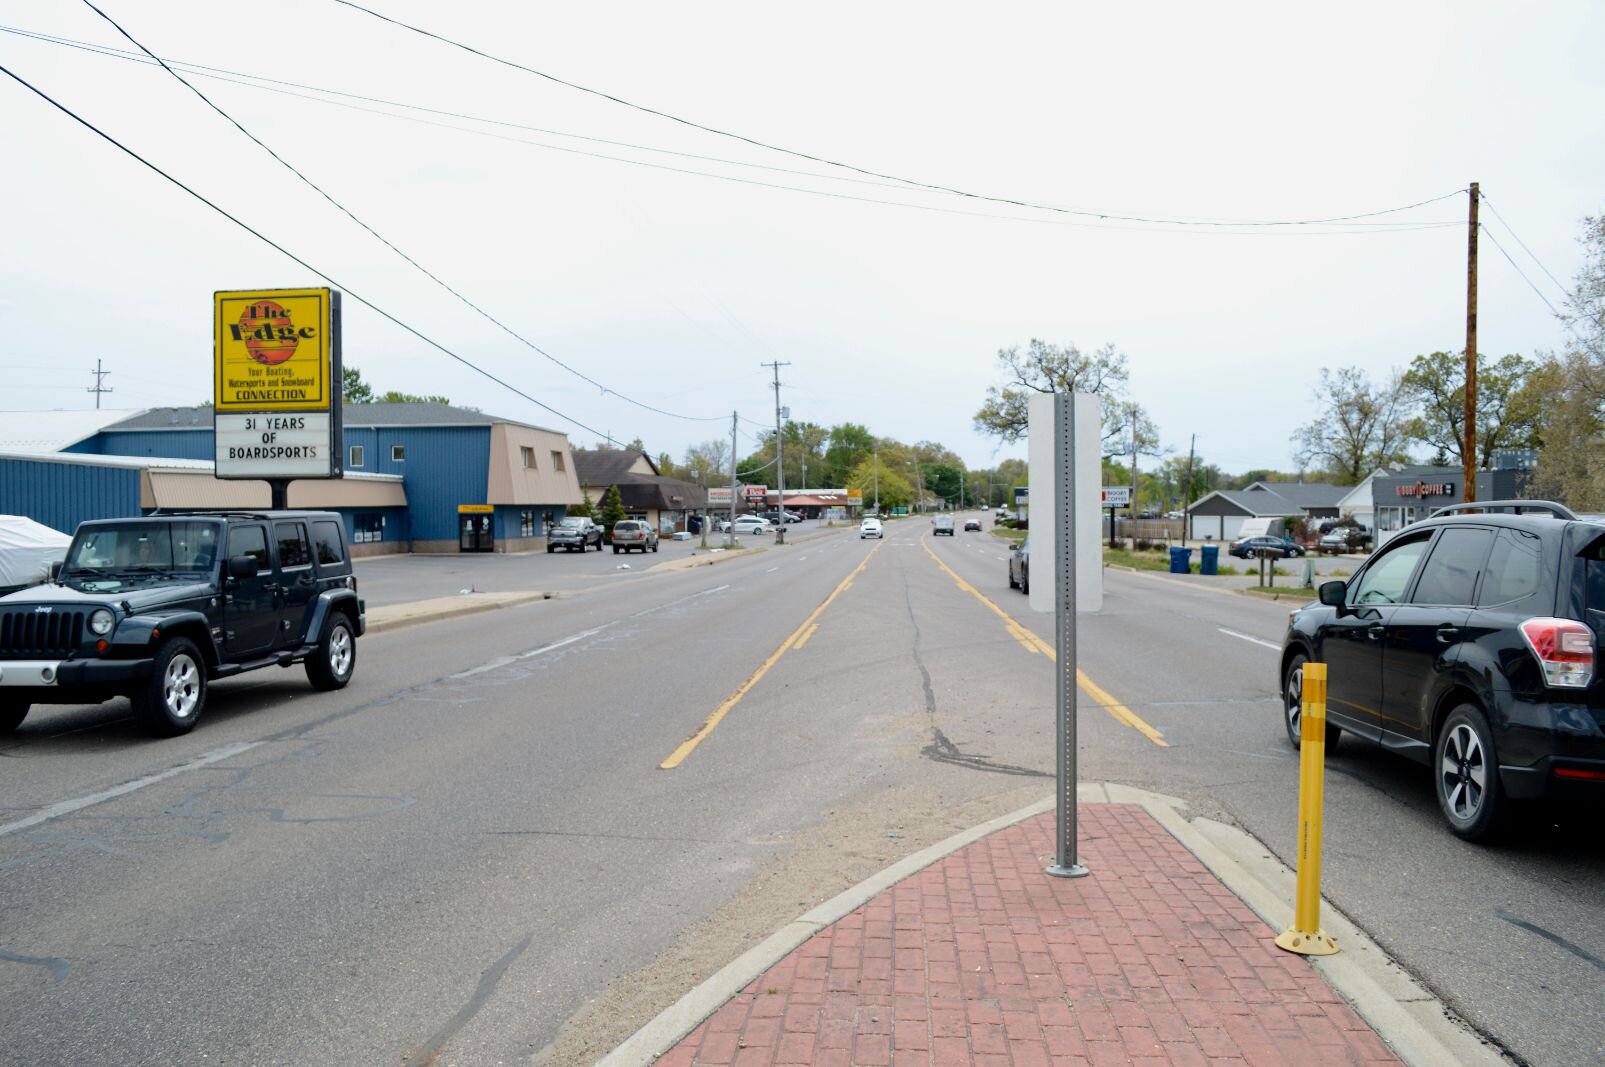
[[1046, 393, 1088, 879]]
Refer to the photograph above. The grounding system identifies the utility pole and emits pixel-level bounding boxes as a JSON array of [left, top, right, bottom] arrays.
[[763, 361, 791, 543], [1464, 181, 1479, 504], [87, 359, 113, 409], [728, 411, 739, 548], [873, 446, 879, 513], [1181, 433, 1196, 544]]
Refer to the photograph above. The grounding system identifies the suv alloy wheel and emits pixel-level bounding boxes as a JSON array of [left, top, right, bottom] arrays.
[[1435, 703, 1504, 841], [1281, 654, 1341, 750]]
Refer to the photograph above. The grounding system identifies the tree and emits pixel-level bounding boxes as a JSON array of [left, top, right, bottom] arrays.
[[824, 423, 876, 486], [567, 489, 595, 519], [684, 439, 732, 488], [1401, 350, 1539, 469], [845, 455, 913, 511], [375, 389, 452, 404], [922, 463, 965, 506], [973, 339, 1130, 445], [1527, 211, 1605, 509], [342, 365, 372, 404], [1291, 366, 1414, 484], [598, 484, 626, 540]]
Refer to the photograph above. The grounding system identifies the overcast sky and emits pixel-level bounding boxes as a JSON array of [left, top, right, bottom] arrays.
[[3, 1, 1601, 478]]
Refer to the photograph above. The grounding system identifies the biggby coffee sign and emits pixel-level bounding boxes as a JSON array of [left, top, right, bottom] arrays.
[[213, 288, 342, 480]]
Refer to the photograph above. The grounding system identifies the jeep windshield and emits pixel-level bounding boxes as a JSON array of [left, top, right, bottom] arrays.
[[61, 521, 223, 589]]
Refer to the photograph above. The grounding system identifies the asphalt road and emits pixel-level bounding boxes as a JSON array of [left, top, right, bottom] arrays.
[[2, 515, 1599, 1065]]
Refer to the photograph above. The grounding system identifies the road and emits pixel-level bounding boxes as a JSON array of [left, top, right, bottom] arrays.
[[2, 516, 1599, 1065]]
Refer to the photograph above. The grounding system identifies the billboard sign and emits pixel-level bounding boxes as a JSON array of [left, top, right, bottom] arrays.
[[707, 486, 732, 506], [743, 485, 767, 502], [1100, 486, 1131, 507], [213, 288, 341, 480]]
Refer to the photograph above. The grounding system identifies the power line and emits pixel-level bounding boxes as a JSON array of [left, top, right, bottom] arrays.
[[330, 0, 1467, 230], [0, 60, 621, 441], [1480, 223, 1603, 359], [73, 3, 727, 424], [1478, 196, 1572, 298], [3, 24, 1463, 239]]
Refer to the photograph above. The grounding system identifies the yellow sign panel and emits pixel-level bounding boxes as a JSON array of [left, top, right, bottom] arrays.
[[214, 288, 333, 413], [456, 504, 495, 514]]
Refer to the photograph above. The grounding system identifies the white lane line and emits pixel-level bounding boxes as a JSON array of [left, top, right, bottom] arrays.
[[766, 567, 780, 573], [1219, 627, 1281, 651], [0, 740, 264, 838]]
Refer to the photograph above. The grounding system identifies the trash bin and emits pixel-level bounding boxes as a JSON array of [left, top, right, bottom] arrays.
[[1200, 543, 1218, 576], [1169, 546, 1193, 574]]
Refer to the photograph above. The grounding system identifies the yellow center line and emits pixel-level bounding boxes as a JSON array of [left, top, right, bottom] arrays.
[[793, 622, 820, 649], [920, 538, 1169, 747], [659, 542, 883, 769]]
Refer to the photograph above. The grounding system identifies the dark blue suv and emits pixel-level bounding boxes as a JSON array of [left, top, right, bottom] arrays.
[[1281, 501, 1605, 841]]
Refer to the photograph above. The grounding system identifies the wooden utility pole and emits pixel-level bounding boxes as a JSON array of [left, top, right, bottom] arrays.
[[1181, 433, 1196, 542], [1463, 182, 1479, 503]]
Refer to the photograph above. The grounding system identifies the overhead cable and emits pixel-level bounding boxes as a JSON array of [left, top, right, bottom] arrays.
[[330, 0, 1467, 229], [75, 3, 728, 424], [0, 61, 622, 441]]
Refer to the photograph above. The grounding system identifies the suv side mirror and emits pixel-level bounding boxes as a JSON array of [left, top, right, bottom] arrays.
[[228, 555, 260, 580], [1318, 580, 1346, 608]]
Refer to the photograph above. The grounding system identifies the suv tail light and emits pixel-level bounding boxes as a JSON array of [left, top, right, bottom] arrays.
[[1518, 618, 1595, 689]]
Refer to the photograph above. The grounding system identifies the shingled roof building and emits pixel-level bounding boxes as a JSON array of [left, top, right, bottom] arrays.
[[572, 449, 707, 533], [1186, 480, 1346, 541], [1, 402, 584, 554]]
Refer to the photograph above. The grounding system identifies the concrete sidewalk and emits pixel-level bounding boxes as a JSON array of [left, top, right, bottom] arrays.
[[602, 788, 1505, 1067]]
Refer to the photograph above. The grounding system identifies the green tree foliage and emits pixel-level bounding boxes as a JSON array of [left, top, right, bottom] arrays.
[[922, 463, 965, 506], [598, 484, 626, 539], [846, 456, 913, 511], [1529, 212, 1605, 508], [824, 423, 876, 486], [1291, 366, 1414, 484], [567, 489, 595, 519], [683, 439, 731, 488], [973, 339, 1130, 445], [343, 365, 451, 404], [1401, 350, 1539, 468]]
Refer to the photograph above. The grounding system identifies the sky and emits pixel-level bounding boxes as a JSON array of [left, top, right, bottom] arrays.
[[3, 1, 1602, 480]]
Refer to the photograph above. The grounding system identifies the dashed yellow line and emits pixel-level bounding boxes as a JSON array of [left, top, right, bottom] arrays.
[[660, 542, 882, 769], [921, 538, 1168, 747]]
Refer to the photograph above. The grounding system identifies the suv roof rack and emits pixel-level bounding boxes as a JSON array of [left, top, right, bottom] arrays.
[[1428, 499, 1577, 520]]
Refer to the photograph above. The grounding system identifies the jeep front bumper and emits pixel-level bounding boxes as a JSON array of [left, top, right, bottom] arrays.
[[0, 657, 155, 688]]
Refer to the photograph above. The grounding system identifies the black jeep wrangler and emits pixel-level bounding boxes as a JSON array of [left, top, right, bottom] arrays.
[[0, 511, 364, 736]]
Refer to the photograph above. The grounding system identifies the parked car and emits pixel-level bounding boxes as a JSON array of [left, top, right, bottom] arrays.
[[610, 519, 659, 553], [964, 518, 982, 532], [760, 510, 803, 524], [547, 516, 603, 552], [0, 512, 363, 737], [932, 516, 955, 536], [731, 516, 772, 536], [860, 517, 884, 539], [1280, 500, 1605, 841], [1008, 535, 1030, 593], [1229, 535, 1304, 559]]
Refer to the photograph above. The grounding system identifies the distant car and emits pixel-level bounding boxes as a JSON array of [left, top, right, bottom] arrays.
[[759, 510, 801, 525], [932, 516, 955, 536], [860, 517, 884, 539], [964, 518, 982, 532], [547, 517, 603, 552], [610, 519, 659, 553], [1229, 535, 1303, 559], [1008, 535, 1030, 593], [731, 516, 772, 536]]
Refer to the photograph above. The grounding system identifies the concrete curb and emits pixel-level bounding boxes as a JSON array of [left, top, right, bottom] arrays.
[[599, 783, 1502, 1067], [364, 591, 557, 635]]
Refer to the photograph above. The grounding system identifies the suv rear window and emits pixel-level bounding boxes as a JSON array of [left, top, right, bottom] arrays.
[[1478, 528, 1543, 606], [312, 520, 345, 566], [1583, 535, 1605, 615]]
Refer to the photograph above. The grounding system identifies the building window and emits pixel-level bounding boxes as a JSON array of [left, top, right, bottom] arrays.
[[520, 510, 535, 536], [349, 445, 364, 468], [521, 446, 536, 469], [391, 445, 405, 462], [551, 451, 565, 472], [353, 513, 385, 543]]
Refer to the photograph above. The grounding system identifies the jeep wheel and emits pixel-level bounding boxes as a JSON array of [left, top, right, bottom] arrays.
[[1282, 654, 1340, 751], [1435, 703, 1504, 842], [132, 637, 207, 737], [306, 615, 356, 692], [0, 700, 29, 733]]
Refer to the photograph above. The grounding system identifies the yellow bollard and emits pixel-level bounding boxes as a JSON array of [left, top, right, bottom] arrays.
[[1276, 660, 1340, 956]]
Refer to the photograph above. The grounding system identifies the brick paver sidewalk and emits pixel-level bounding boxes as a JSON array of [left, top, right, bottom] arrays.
[[654, 804, 1397, 1066]]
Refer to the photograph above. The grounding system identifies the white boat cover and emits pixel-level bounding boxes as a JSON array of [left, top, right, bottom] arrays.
[[0, 515, 72, 588]]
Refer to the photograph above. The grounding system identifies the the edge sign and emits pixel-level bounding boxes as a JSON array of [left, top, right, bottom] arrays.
[[213, 287, 343, 480]]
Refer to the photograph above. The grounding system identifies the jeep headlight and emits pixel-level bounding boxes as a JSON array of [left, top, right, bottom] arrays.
[[89, 608, 115, 636]]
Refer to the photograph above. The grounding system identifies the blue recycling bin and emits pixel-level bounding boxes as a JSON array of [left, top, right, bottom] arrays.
[[1200, 543, 1219, 576], [1169, 546, 1193, 574]]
